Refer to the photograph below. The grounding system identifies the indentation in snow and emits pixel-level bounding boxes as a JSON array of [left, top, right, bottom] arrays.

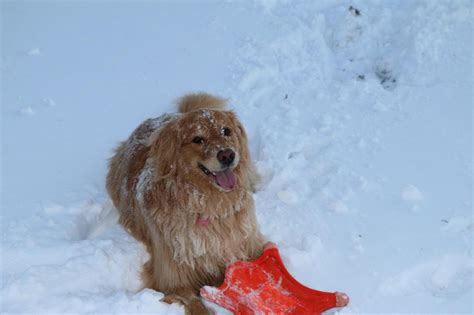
[[66, 200, 119, 241]]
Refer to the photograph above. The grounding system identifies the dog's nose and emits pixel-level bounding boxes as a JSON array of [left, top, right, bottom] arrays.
[[217, 149, 235, 167]]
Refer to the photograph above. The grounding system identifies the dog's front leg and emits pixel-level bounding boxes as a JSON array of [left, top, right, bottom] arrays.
[[161, 287, 215, 315]]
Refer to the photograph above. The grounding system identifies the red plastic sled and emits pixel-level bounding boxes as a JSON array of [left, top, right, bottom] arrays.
[[201, 243, 349, 314]]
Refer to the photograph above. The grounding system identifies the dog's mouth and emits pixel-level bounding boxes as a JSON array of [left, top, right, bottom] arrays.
[[198, 163, 236, 192]]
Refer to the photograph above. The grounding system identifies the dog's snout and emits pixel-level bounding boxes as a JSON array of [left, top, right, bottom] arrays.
[[217, 149, 235, 167]]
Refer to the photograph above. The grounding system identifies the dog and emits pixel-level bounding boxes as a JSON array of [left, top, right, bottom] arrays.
[[106, 93, 265, 314]]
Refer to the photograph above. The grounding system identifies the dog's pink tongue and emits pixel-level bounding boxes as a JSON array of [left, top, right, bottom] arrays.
[[215, 169, 236, 191]]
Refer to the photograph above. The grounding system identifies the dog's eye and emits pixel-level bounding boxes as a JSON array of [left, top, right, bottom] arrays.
[[222, 127, 231, 136], [192, 136, 204, 144]]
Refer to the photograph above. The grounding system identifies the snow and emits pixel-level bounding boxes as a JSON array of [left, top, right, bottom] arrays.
[[1, 1, 472, 314], [26, 48, 41, 56], [136, 160, 155, 208], [42, 97, 56, 107], [18, 106, 34, 116], [401, 184, 424, 202]]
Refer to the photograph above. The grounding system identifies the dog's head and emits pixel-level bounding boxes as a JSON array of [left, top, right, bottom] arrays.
[[148, 94, 253, 194], [178, 109, 246, 192]]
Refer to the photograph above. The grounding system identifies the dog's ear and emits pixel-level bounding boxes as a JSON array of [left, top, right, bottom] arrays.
[[148, 120, 181, 179], [177, 93, 227, 113]]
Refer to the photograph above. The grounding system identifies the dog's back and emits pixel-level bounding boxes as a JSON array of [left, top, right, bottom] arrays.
[[107, 114, 178, 244]]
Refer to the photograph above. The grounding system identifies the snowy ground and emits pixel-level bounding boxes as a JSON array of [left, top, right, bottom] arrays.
[[1, 1, 472, 314]]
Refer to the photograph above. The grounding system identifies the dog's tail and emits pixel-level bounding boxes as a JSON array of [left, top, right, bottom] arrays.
[[177, 92, 227, 113]]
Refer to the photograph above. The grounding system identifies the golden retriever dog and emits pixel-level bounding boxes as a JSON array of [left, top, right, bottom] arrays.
[[106, 93, 265, 314]]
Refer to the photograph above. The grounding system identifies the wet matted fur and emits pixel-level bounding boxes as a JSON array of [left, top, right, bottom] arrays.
[[106, 93, 265, 314]]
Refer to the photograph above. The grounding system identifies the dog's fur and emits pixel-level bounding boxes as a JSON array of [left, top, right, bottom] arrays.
[[106, 93, 265, 314]]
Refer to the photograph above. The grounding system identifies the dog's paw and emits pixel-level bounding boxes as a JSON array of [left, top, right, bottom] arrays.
[[162, 294, 215, 315], [263, 242, 277, 251], [161, 293, 187, 305], [186, 298, 215, 315]]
